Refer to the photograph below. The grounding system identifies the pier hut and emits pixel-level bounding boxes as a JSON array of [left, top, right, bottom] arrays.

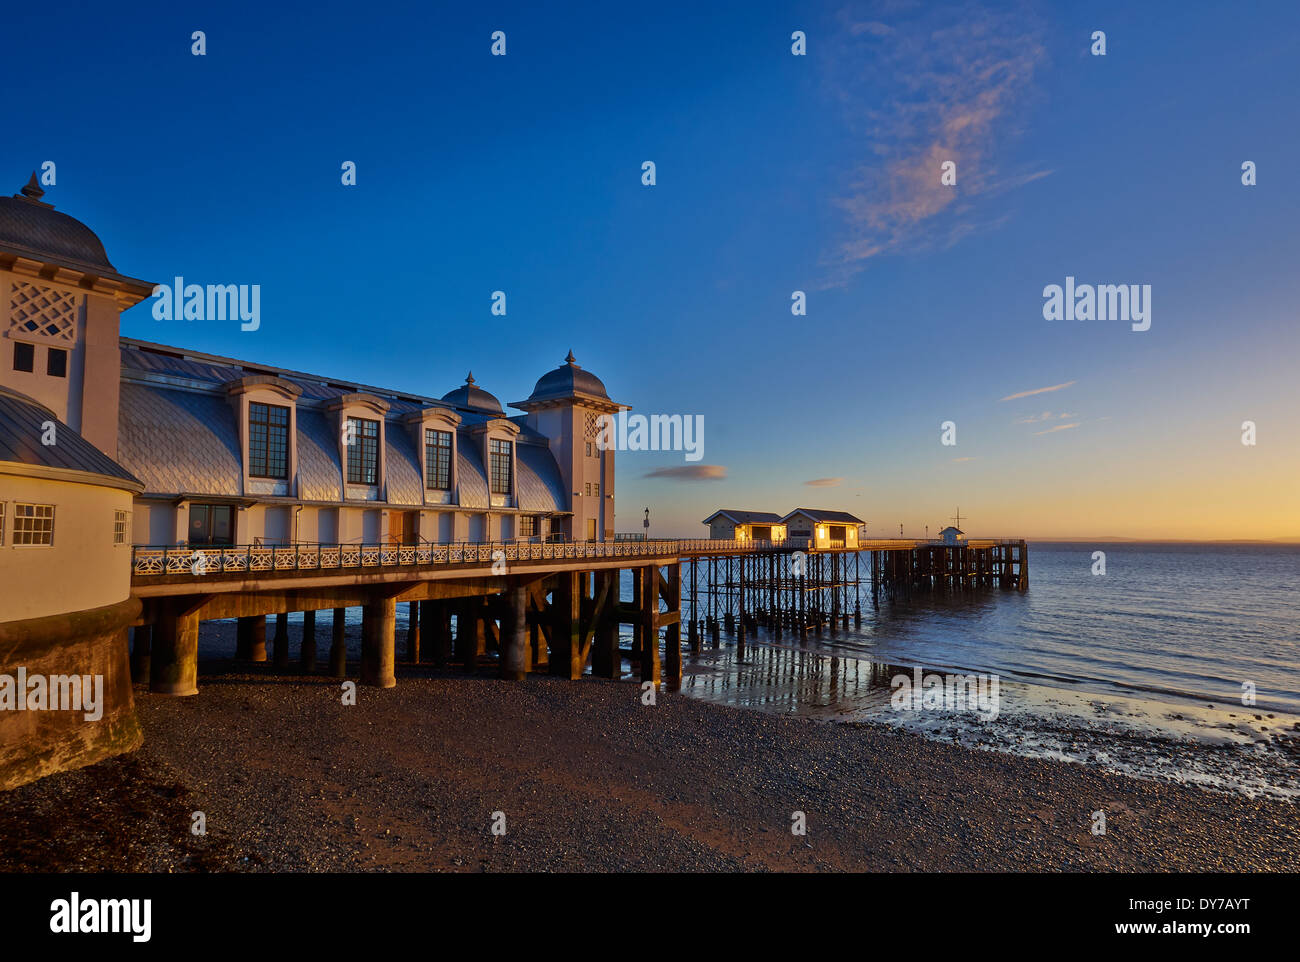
[[781, 508, 864, 549], [701, 510, 786, 542]]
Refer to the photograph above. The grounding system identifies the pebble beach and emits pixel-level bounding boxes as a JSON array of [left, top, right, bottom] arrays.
[[2, 662, 1297, 873]]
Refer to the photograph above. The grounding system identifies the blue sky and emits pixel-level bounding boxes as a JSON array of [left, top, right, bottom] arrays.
[[5, 0, 1298, 538]]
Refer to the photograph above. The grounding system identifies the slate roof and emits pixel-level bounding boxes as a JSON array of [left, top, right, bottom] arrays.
[[781, 508, 865, 525], [0, 177, 152, 289], [117, 340, 565, 513], [702, 509, 785, 525], [117, 383, 242, 495], [0, 190, 115, 274], [385, 430, 423, 506], [296, 409, 342, 502], [0, 388, 139, 485], [516, 443, 567, 513]]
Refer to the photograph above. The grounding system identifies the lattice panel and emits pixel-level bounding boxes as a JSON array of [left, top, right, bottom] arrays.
[[585, 411, 601, 440], [9, 283, 80, 342]]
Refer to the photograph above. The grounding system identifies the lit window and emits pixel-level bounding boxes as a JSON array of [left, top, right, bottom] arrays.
[[489, 439, 512, 494], [425, 429, 452, 489], [113, 509, 130, 545], [249, 402, 290, 479], [347, 417, 380, 485], [0, 501, 5, 545], [12, 503, 54, 546], [519, 515, 537, 537], [13, 342, 34, 373], [46, 347, 67, 378]]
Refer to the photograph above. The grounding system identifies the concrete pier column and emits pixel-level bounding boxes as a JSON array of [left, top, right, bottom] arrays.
[[329, 607, 347, 678], [549, 571, 583, 680], [150, 601, 199, 696], [405, 600, 420, 664], [360, 596, 396, 688], [248, 615, 267, 662], [273, 612, 290, 669], [300, 610, 317, 672], [501, 583, 529, 680], [130, 625, 152, 686]]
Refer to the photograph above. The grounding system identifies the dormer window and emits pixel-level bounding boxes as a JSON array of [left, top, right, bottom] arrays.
[[425, 429, 452, 489], [226, 375, 301, 495], [347, 417, 380, 484], [489, 439, 512, 494], [249, 402, 290, 479]]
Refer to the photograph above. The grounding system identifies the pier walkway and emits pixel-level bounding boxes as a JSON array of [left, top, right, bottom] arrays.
[[126, 537, 1028, 698]]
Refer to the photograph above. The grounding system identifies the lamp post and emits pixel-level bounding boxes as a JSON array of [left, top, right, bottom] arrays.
[[643, 507, 650, 541]]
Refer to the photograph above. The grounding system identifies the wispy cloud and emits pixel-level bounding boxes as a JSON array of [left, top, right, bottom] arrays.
[[1033, 422, 1080, 436], [1014, 410, 1079, 424], [804, 477, 844, 487], [644, 464, 726, 481], [951, 456, 977, 462], [823, 1, 1048, 281], [1000, 380, 1076, 402]]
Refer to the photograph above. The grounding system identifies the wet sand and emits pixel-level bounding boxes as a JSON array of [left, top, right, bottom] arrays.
[[1, 664, 1298, 872], [678, 643, 1300, 801]]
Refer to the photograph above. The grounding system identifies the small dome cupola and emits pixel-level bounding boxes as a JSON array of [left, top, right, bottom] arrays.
[[525, 350, 610, 404], [440, 371, 504, 415], [0, 172, 118, 273]]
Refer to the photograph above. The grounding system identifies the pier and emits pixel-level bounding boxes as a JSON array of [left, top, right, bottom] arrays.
[[128, 537, 1028, 695]]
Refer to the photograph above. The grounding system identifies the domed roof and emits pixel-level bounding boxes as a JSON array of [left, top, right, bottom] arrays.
[[0, 173, 117, 273], [440, 371, 503, 414], [527, 351, 609, 402]]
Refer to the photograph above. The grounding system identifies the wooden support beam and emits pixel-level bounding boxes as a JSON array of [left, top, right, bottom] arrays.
[[639, 564, 661, 686], [590, 569, 620, 679], [273, 612, 290, 669], [300, 610, 317, 671], [329, 607, 348, 677], [405, 600, 420, 663], [549, 570, 584, 680], [663, 562, 681, 689], [579, 571, 612, 669]]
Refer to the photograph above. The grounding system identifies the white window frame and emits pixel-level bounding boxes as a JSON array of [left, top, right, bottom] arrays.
[[12, 502, 55, 547], [113, 509, 131, 546]]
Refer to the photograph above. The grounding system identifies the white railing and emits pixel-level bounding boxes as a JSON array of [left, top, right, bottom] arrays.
[[133, 539, 692, 578], [131, 537, 1025, 578]]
